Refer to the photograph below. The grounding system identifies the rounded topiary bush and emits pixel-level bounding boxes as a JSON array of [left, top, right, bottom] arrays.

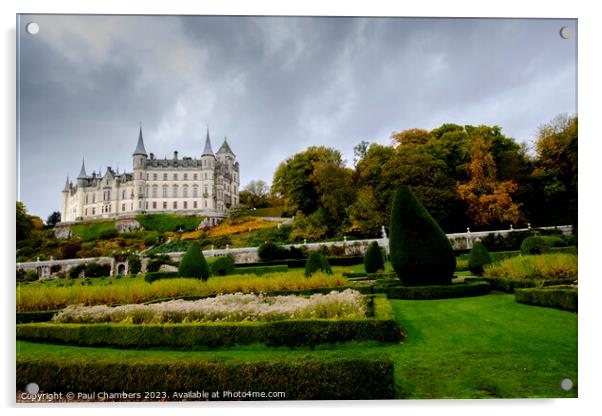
[[364, 242, 385, 273], [305, 252, 325, 277], [178, 241, 209, 280], [211, 255, 236, 276], [388, 185, 455, 286], [520, 236, 566, 255], [468, 240, 492, 276], [257, 241, 289, 262]]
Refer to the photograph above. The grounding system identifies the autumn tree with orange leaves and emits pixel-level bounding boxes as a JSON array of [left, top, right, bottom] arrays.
[[457, 137, 524, 227]]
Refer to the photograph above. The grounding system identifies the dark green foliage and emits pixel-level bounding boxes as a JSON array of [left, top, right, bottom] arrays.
[[68, 264, 85, 278], [389, 186, 456, 285], [375, 281, 491, 300], [99, 228, 119, 239], [257, 241, 289, 261], [520, 236, 567, 254], [50, 264, 61, 273], [304, 252, 324, 277], [22, 270, 38, 282], [178, 242, 209, 280], [16, 310, 58, 323], [136, 214, 203, 232], [364, 241, 385, 273], [84, 262, 111, 278], [320, 256, 333, 274], [70, 220, 117, 241], [514, 287, 577, 312], [143, 233, 160, 247], [232, 265, 289, 276], [146, 254, 178, 273], [61, 242, 81, 259], [210, 255, 236, 276], [481, 277, 576, 293], [468, 241, 492, 276], [144, 271, 180, 283], [343, 272, 367, 278], [127, 254, 141, 275], [328, 256, 364, 266], [16, 352, 394, 400]]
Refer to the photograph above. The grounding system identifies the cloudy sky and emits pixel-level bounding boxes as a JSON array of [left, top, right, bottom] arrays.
[[17, 14, 577, 219]]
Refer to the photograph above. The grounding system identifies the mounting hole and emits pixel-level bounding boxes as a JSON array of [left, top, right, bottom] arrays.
[[559, 26, 570, 39], [25, 22, 40, 35], [560, 378, 573, 391]]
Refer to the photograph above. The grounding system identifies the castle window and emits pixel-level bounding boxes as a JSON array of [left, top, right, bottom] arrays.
[[146, 174, 149, 180], [85, 195, 88, 204], [172, 185, 178, 198], [152, 186, 158, 198], [85, 208, 87, 216], [184, 173, 188, 180], [204, 172, 208, 179], [192, 186, 198, 197], [193, 173, 198, 180], [173, 201, 177, 209], [173, 173, 178, 180], [139, 186, 143, 196], [92, 194, 96, 203], [184, 201, 188, 209], [122, 190, 126, 199], [152, 201, 157, 209], [163, 173, 168, 180], [92, 208, 95, 215], [122, 203, 125, 212], [204, 186, 208, 195], [204, 200, 207, 208], [162, 186, 168, 198], [145, 202, 148, 209], [153, 173, 157, 181], [183, 185, 188, 197], [163, 201, 167, 209], [193, 201, 197, 209]]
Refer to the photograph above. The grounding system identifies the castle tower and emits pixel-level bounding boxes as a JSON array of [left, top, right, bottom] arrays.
[[132, 127, 148, 212], [61, 176, 70, 222], [201, 127, 216, 209]]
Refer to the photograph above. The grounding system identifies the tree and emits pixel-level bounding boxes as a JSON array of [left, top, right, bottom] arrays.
[[467, 241, 492, 276], [364, 241, 385, 273], [178, 241, 209, 280], [290, 210, 328, 242], [457, 136, 524, 227], [389, 186, 456, 286], [239, 180, 271, 209], [391, 128, 432, 148], [46, 211, 61, 228], [531, 114, 578, 226], [16, 201, 34, 241], [346, 187, 383, 237], [311, 161, 355, 227], [353, 140, 370, 166]]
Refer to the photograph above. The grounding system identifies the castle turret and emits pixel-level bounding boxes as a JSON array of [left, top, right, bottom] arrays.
[[61, 176, 70, 222], [132, 127, 147, 211], [76, 159, 88, 186]]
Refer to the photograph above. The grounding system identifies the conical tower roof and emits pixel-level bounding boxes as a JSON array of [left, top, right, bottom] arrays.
[[217, 137, 235, 155], [133, 127, 148, 156], [202, 127, 214, 156], [77, 159, 89, 179], [62, 176, 70, 192]]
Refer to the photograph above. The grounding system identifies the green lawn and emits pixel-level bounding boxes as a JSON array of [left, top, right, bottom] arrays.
[[16, 293, 577, 399]]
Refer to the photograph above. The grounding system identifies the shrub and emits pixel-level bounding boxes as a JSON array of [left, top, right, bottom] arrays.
[[144, 271, 180, 283], [320, 256, 333, 275], [143, 233, 159, 247], [84, 262, 111, 278], [178, 242, 210, 280], [98, 228, 119, 239], [364, 242, 385, 273], [146, 254, 177, 273], [483, 253, 577, 281], [233, 265, 289, 276], [16, 353, 395, 400], [68, 264, 85, 278], [136, 214, 203, 233], [482, 277, 576, 293], [305, 252, 324, 277], [468, 241, 492, 276], [389, 186, 455, 286], [375, 281, 491, 300], [211, 255, 236, 276], [17, 310, 58, 323], [257, 241, 289, 261], [61, 242, 81, 259], [514, 287, 577, 312], [24, 270, 38, 282], [520, 236, 567, 255], [328, 256, 364, 266], [127, 254, 141, 275], [50, 264, 61, 273]]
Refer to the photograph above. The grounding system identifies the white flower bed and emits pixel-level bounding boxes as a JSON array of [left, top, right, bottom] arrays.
[[52, 289, 367, 324]]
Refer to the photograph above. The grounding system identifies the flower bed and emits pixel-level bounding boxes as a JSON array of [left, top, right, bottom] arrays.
[[52, 290, 367, 324]]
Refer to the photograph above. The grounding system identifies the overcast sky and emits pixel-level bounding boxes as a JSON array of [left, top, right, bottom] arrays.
[[17, 15, 577, 219]]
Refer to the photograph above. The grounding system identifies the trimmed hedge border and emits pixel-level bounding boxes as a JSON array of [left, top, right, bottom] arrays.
[[16, 354, 394, 400], [514, 287, 578, 312], [17, 295, 403, 348], [481, 277, 576, 293], [374, 281, 491, 300], [144, 271, 179, 283], [233, 265, 289, 276], [16, 310, 59, 324]]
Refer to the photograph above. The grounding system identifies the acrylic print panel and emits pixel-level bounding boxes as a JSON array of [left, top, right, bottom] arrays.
[[16, 14, 577, 402]]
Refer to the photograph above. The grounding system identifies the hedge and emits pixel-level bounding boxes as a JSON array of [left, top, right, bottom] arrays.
[[16, 310, 59, 324], [232, 265, 289, 276], [374, 281, 491, 300], [236, 259, 307, 269], [17, 296, 402, 349], [480, 277, 576, 293], [144, 271, 180, 283], [16, 354, 394, 400], [514, 287, 578, 312]]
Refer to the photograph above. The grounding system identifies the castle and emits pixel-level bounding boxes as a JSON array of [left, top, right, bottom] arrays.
[[60, 128, 240, 224]]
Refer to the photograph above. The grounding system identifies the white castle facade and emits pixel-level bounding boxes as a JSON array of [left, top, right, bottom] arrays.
[[60, 128, 240, 224]]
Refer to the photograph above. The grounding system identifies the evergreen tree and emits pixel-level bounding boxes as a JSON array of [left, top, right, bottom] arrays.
[[389, 186, 455, 285], [467, 240, 492, 276], [178, 241, 209, 280], [364, 241, 385, 273]]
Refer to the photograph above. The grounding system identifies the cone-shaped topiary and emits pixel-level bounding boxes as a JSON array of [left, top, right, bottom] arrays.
[[178, 241, 209, 280], [468, 240, 492, 276], [389, 185, 456, 285], [305, 252, 324, 277], [364, 241, 385, 273], [320, 255, 333, 275]]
